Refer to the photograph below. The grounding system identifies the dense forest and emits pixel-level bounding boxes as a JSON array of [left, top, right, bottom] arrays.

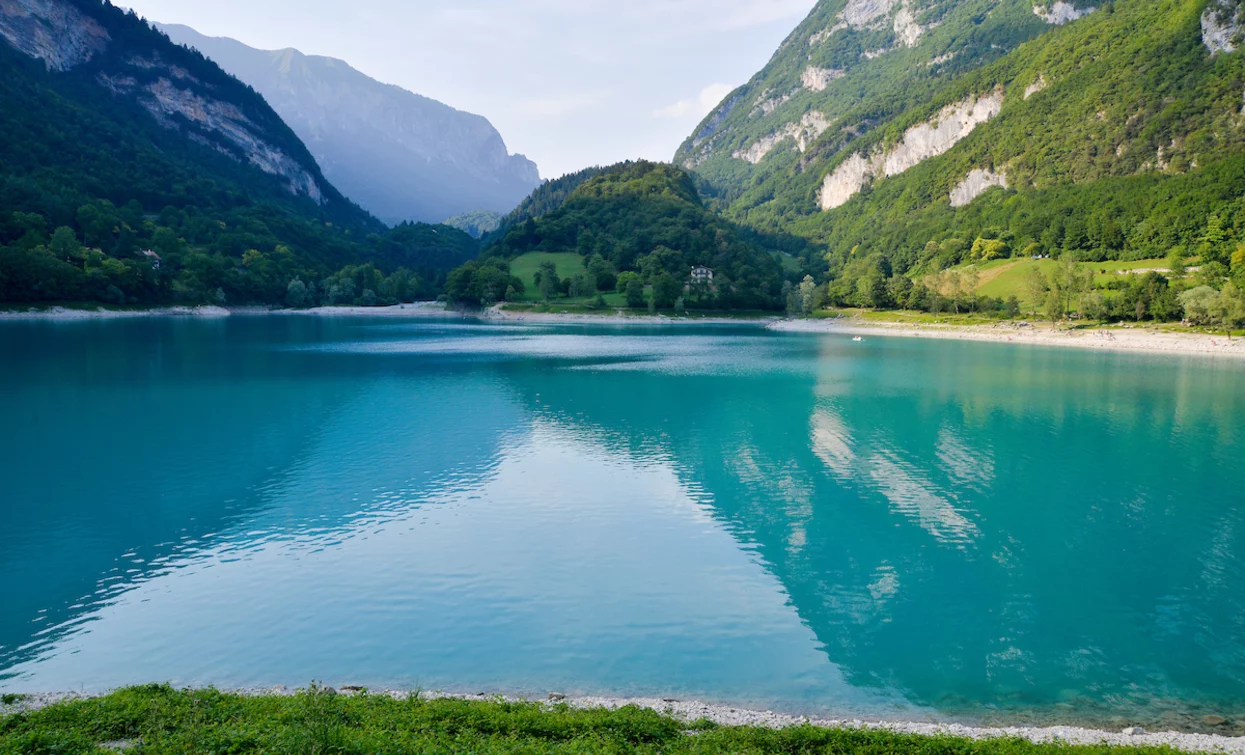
[[445, 162, 813, 311], [0, 0, 477, 308]]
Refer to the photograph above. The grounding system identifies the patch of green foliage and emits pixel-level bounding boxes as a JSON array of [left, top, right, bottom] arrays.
[[0, 685, 1184, 755], [448, 161, 815, 309], [0, 2, 480, 308], [485, 165, 609, 242]]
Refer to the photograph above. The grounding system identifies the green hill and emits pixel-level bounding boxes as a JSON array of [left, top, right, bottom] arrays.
[[679, 0, 1245, 319], [0, 0, 476, 307], [448, 161, 813, 310]]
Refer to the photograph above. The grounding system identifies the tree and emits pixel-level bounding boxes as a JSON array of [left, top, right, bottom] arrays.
[[652, 272, 681, 309], [286, 277, 308, 308], [1023, 265, 1048, 316], [1045, 289, 1063, 324], [1167, 248, 1187, 278], [535, 261, 561, 301], [615, 271, 640, 295], [568, 273, 595, 298], [586, 254, 616, 291], [1213, 281, 1245, 338], [49, 227, 83, 262], [1081, 291, 1108, 322], [886, 275, 913, 310], [798, 275, 818, 316], [970, 237, 1008, 262], [624, 277, 646, 309]]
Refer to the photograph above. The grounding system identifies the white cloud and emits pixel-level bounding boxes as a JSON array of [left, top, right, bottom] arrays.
[[653, 83, 733, 120]]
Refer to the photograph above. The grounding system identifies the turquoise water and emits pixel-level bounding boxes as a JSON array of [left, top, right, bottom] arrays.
[[1, 317, 1243, 727]]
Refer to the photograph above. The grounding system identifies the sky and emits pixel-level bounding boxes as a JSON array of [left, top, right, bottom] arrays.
[[118, 0, 818, 179]]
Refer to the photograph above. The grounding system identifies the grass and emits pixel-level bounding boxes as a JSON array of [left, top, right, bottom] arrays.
[[509, 252, 590, 302], [815, 307, 1012, 327], [964, 258, 1175, 307], [0, 686, 1179, 755]]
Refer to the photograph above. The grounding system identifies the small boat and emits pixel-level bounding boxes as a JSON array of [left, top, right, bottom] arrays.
[[852, 336, 863, 342]]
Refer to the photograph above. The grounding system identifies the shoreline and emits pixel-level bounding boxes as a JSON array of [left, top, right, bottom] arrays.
[[4, 303, 1244, 360], [0, 302, 779, 326], [3, 689, 1241, 753], [769, 317, 1245, 359]]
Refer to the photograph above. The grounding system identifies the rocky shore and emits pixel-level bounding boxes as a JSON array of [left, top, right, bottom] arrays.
[[770, 317, 1245, 359]]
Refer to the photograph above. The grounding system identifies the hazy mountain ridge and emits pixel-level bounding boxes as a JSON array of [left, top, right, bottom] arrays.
[[158, 23, 541, 226]]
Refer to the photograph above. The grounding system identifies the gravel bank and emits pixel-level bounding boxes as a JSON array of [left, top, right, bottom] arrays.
[[770, 317, 1245, 359], [4, 690, 1241, 754]]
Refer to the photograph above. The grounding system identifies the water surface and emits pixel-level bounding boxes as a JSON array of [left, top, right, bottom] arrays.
[[1, 317, 1242, 729]]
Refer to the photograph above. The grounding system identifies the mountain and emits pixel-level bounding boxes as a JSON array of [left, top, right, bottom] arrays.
[[158, 23, 541, 226], [0, 0, 477, 307], [678, 0, 1245, 296], [443, 210, 503, 239], [448, 161, 814, 309]]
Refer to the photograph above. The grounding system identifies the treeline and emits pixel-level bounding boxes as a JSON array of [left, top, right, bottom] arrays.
[[0, 199, 478, 307]]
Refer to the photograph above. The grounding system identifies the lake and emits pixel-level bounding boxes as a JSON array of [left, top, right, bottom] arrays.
[[1, 316, 1243, 729]]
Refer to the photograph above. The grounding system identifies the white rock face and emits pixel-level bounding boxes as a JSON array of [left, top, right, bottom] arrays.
[[103, 75, 324, 202], [1024, 74, 1048, 99], [0, 0, 109, 71], [809, 24, 847, 45], [819, 89, 1003, 210], [881, 90, 1003, 177], [819, 153, 875, 210], [950, 168, 1008, 207], [1032, 2, 1096, 25], [734, 111, 831, 164], [841, 0, 899, 28], [802, 66, 845, 92], [1202, 0, 1244, 54], [893, 3, 923, 47], [751, 90, 792, 117]]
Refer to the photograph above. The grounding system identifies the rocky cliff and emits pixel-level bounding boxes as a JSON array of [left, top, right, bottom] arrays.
[[0, 0, 332, 204], [676, 0, 1245, 270], [159, 24, 541, 225]]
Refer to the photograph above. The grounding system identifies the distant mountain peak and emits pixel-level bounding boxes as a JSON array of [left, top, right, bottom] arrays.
[[158, 22, 541, 225]]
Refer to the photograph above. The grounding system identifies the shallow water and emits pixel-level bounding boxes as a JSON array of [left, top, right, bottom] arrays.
[[1, 317, 1243, 728]]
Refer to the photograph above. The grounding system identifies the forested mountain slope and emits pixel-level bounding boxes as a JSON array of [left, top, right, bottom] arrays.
[[158, 24, 541, 226], [448, 161, 812, 310], [0, 0, 476, 307], [679, 0, 1245, 284]]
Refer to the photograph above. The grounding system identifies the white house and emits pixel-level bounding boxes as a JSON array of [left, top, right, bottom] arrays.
[[690, 266, 714, 285]]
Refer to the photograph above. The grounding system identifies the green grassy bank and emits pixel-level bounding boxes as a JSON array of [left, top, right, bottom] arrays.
[[0, 686, 1184, 755]]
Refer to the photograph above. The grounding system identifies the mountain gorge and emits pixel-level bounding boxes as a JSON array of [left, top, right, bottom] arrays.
[[158, 24, 541, 226], [680, 0, 1245, 288]]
